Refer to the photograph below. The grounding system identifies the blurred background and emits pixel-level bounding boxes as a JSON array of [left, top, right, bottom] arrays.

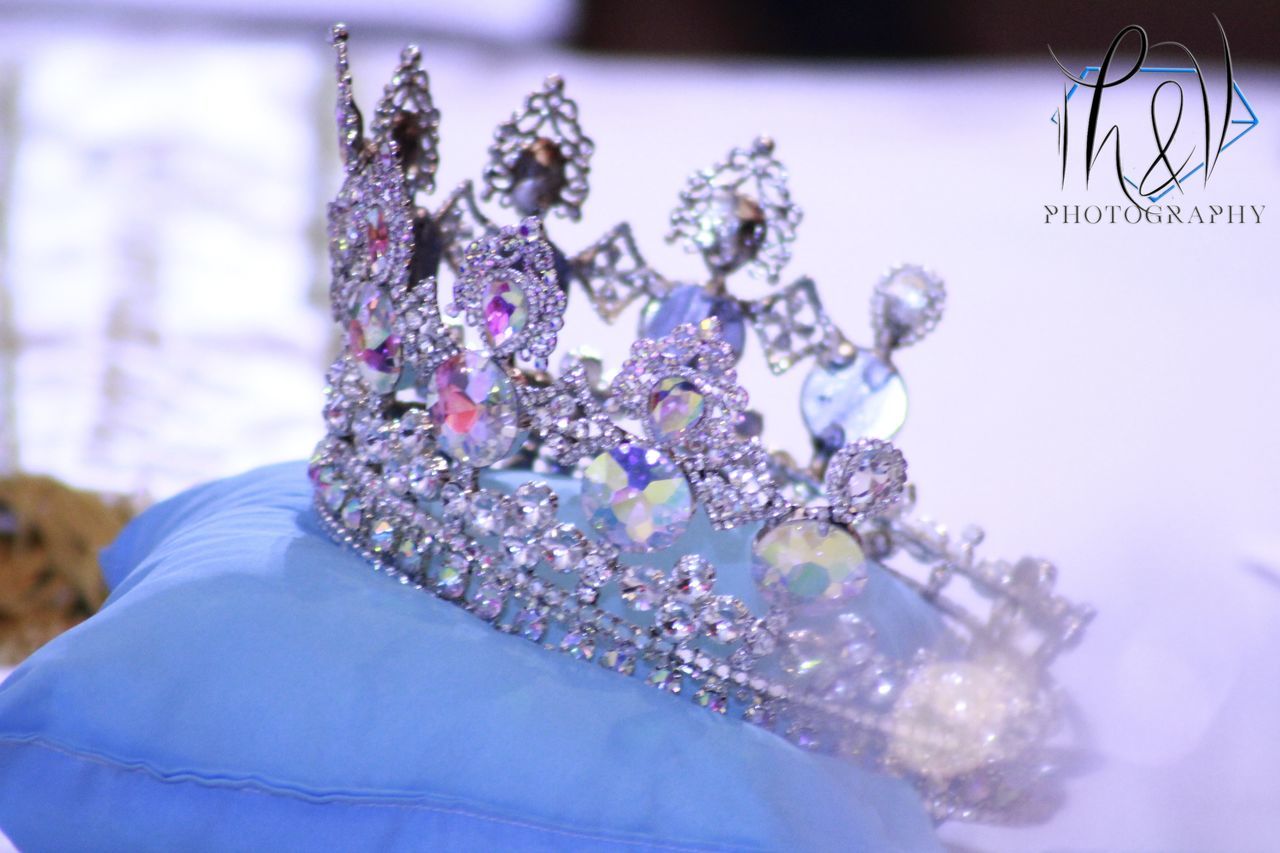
[[0, 1, 1277, 851]]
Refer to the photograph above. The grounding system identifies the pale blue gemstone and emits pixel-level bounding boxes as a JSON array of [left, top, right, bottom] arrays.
[[801, 349, 908, 445], [639, 284, 746, 357]]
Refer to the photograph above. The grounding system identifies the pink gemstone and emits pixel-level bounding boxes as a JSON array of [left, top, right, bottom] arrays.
[[347, 285, 401, 393], [482, 276, 529, 348], [423, 352, 524, 467]]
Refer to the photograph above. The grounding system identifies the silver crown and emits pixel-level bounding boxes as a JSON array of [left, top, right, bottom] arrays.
[[312, 27, 1093, 827]]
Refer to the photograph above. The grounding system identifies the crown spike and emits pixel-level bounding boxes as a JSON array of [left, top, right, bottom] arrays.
[[371, 40, 441, 198], [482, 75, 594, 221], [330, 23, 365, 169]]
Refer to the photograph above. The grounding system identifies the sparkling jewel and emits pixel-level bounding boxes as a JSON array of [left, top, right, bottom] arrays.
[[600, 642, 637, 675], [888, 661, 1036, 780], [694, 687, 728, 714], [693, 189, 766, 274], [648, 376, 705, 438], [657, 600, 697, 641], [542, 524, 586, 572], [365, 205, 390, 276], [874, 265, 945, 349], [394, 537, 422, 574], [580, 443, 693, 552], [407, 456, 447, 500], [752, 519, 868, 604], [560, 629, 595, 660], [671, 554, 715, 602], [482, 274, 529, 348], [340, 496, 363, 530], [640, 284, 746, 356], [369, 517, 396, 552], [619, 568, 660, 611], [436, 554, 469, 599], [473, 583, 506, 620], [801, 348, 907, 445], [826, 439, 907, 520], [514, 607, 547, 641], [422, 351, 524, 467], [312, 465, 345, 512], [347, 285, 402, 394]]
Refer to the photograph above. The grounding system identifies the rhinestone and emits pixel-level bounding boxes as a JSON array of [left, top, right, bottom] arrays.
[[580, 443, 693, 552], [752, 520, 867, 604], [694, 688, 728, 714], [513, 482, 557, 529], [407, 456, 448, 500], [640, 284, 745, 357], [394, 537, 422, 574], [600, 642, 637, 675], [647, 667, 681, 693], [801, 348, 907, 445], [542, 524, 586, 573], [473, 583, 506, 620], [619, 569, 659, 612], [874, 265, 945, 349], [365, 205, 390, 277], [340, 497, 363, 530], [700, 597, 742, 643], [369, 517, 396, 553], [422, 351, 524, 467], [347, 285, 401, 394], [436, 555, 469, 600], [467, 492, 506, 536], [827, 439, 907, 520], [312, 465, 344, 511], [560, 629, 595, 661], [482, 273, 530, 349], [648, 377, 705, 439], [514, 607, 547, 641], [671, 555, 715, 603], [693, 189, 766, 275], [658, 600, 697, 641]]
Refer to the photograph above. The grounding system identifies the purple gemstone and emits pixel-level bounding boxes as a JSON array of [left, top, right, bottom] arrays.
[[347, 285, 401, 394], [482, 275, 529, 348]]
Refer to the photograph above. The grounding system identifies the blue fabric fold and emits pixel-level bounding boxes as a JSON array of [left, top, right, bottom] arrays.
[[0, 462, 940, 852]]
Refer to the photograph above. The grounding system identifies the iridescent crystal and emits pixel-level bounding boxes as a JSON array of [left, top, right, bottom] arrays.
[[874, 265, 945, 349], [752, 519, 867, 604], [436, 554, 469, 600], [514, 607, 547, 641], [648, 376, 705, 438], [473, 583, 506, 621], [580, 443, 693, 552], [482, 275, 529, 348], [422, 352, 524, 467], [369, 517, 395, 552], [600, 642, 637, 675], [365, 205, 390, 276], [560, 629, 595, 660], [347, 285, 402, 394], [801, 348, 907, 444], [542, 524, 586, 573], [340, 496, 363, 531]]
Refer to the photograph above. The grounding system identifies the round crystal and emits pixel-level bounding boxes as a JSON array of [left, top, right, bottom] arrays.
[[825, 438, 907, 520], [640, 284, 746, 357], [752, 519, 867, 604], [580, 443, 693, 552], [648, 376, 705, 438], [421, 352, 524, 467], [874, 265, 945, 349], [801, 349, 907, 444], [482, 274, 529, 349], [347, 285, 402, 394]]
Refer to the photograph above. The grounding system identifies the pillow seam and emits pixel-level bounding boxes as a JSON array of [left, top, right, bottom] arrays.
[[0, 734, 763, 852]]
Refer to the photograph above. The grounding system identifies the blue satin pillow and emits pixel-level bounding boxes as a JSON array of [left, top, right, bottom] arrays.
[[0, 462, 940, 852]]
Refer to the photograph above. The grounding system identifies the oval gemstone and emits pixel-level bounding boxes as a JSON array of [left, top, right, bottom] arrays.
[[422, 351, 523, 467], [648, 376, 705, 438], [580, 443, 693, 552], [347, 285, 402, 394], [640, 284, 746, 357], [801, 349, 908, 445], [752, 519, 867, 604], [483, 275, 529, 348], [365, 205, 390, 276]]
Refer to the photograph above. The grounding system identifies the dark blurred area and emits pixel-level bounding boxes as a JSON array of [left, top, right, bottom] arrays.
[[575, 0, 1280, 61]]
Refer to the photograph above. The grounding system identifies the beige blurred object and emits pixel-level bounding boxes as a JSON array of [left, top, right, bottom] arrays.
[[0, 474, 132, 665]]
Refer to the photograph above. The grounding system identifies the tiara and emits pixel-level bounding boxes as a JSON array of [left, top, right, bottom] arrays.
[[311, 25, 1094, 826]]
